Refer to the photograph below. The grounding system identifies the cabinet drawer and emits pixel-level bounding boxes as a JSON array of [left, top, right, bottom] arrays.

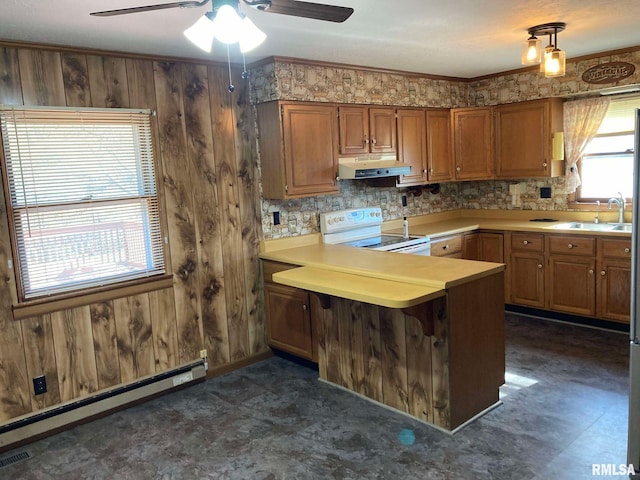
[[511, 233, 544, 252], [548, 235, 596, 256], [431, 234, 463, 257], [599, 238, 632, 259], [262, 260, 298, 283]]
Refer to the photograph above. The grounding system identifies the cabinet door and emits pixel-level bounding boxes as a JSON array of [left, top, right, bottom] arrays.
[[265, 283, 313, 359], [597, 259, 631, 323], [283, 104, 339, 197], [495, 98, 563, 178], [452, 108, 493, 180], [369, 108, 396, 153], [397, 109, 427, 185], [479, 233, 504, 263], [426, 109, 453, 182], [339, 106, 369, 155], [462, 233, 479, 260], [510, 252, 545, 307], [548, 255, 596, 316]]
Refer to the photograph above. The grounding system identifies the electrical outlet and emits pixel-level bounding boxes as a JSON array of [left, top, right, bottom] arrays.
[[402, 195, 407, 207], [199, 349, 207, 359], [33, 375, 47, 396], [540, 187, 552, 199], [273, 211, 280, 225]]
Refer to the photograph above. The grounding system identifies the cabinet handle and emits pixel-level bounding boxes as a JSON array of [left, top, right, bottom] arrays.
[[429, 168, 433, 174], [456, 166, 461, 172], [302, 304, 308, 310], [364, 136, 369, 145], [542, 162, 548, 169], [522, 240, 529, 245], [625, 248, 631, 253], [567, 243, 575, 249], [371, 138, 377, 145], [601, 270, 606, 276], [423, 168, 428, 174], [537, 263, 543, 269], [442, 245, 449, 250], [588, 269, 594, 275]]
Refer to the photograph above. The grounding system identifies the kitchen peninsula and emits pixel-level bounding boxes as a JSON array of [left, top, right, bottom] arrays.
[[260, 241, 505, 432]]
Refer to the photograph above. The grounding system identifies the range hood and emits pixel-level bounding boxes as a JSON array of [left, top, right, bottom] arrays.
[[338, 156, 411, 180]]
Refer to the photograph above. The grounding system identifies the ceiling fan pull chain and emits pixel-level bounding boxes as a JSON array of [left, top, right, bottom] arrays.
[[227, 44, 235, 93], [242, 52, 249, 80]]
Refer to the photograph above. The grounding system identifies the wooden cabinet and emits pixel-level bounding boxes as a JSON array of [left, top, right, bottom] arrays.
[[262, 260, 317, 361], [397, 109, 427, 185], [257, 101, 339, 199], [547, 235, 597, 317], [338, 106, 396, 155], [426, 109, 454, 182], [495, 98, 564, 178], [431, 234, 463, 258], [462, 232, 503, 262], [452, 107, 493, 180], [597, 238, 632, 323], [509, 233, 545, 308]]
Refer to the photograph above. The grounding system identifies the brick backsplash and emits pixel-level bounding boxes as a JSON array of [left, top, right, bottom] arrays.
[[251, 50, 640, 239]]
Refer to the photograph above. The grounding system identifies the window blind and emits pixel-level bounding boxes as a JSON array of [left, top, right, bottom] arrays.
[[598, 96, 640, 134], [0, 106, 165, 300]]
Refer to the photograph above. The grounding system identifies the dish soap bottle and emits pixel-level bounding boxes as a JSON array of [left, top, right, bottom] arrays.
[[403, 217, 409, 238]]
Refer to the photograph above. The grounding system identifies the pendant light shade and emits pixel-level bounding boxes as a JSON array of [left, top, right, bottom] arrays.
[[211, 4, 244, 44], [521, 35, 542, 65], [544, 48, 566, 78], [183, 14, 215, 53], [239, 16, 267, 53]]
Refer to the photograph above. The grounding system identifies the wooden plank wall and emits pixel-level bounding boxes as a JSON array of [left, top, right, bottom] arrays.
[[318, 296, 449, 429], [0, 45, 265, 424]]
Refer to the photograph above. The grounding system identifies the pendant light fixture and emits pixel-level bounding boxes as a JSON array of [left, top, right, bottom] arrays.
[[183, 0, 266, 54], [521, 22, 567, 77]]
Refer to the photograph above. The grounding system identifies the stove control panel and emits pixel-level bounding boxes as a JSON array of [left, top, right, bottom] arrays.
[[320, 207, 382, 234]]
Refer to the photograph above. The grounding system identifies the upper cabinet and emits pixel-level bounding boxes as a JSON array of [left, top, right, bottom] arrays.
[[396, 108, 427, 185], [451, 107, 493, 180], [257, 101, 340, 199], [495, 98, 564, 178], [338, 106, 396, 155], [426, 109, 454, 182]]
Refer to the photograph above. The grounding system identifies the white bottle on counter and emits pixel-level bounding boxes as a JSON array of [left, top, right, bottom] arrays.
[[403, 216, 409, 238]]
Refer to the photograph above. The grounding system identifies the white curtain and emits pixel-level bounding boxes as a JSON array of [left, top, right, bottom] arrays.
[[563, 97, 611, 194]]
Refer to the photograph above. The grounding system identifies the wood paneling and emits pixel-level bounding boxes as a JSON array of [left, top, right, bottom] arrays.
[[0, 45, 265, 426]]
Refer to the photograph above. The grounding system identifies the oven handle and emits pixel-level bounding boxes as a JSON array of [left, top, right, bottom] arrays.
[[390, 242, 431, 255]]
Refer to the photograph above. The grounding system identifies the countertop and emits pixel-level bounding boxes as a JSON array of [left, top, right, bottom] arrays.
[[260, 243, 504, 290]]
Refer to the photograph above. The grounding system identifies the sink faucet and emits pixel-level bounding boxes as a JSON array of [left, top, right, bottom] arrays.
[[608, 192, 626, 224]]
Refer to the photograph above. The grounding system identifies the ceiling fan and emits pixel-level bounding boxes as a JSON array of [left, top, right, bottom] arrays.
[[90, 0, 354, 23]]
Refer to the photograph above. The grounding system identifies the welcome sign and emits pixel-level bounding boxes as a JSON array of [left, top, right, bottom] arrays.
[[582, 61, 636, 84]]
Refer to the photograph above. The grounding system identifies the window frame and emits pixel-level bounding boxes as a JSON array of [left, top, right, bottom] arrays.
[[0, 105, 171, 314], [573, 96, 639, 206]]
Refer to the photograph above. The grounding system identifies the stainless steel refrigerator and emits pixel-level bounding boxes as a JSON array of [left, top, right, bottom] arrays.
[[628, 108, 640, 476]]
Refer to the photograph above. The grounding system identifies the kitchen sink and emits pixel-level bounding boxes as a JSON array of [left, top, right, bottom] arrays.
[[550, 222, 632, 232]]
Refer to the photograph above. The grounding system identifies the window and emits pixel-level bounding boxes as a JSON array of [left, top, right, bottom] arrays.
[[0, 106, 165, 301], [578, 97, 640, 201]]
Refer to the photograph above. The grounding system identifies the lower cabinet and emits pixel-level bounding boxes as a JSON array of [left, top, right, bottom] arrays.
[[263, 260, 318, 361], [505, 231, 630, 324], [462, 232, 503, 262]]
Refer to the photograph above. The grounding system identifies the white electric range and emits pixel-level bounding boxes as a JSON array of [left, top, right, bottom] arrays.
[[320, 207, 431, 255]]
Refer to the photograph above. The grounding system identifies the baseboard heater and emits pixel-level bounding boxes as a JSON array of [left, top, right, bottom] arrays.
[[0, 360, 206, 450]]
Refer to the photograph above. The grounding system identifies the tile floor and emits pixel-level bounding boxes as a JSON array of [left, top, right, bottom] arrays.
[[1, 313, 631, 479]]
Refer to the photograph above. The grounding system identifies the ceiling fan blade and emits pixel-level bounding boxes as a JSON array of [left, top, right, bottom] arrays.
[[262, 0, 353, 23], [90, 0, 209, 17]]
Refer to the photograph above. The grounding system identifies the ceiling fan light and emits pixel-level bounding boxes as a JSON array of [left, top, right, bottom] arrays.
[[521, 35, 542, 65], [184, 14, 215, 53], [212, 4, 243, 44], [544, 49, 566, 77], [239, 16, 266, 53]]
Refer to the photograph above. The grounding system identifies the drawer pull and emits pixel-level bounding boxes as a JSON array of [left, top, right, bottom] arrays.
[[567, 243, 575, 249], [522, 240, 529, 245], [537, 263, 543, 269], [303, 304, 308, 310], [442, 245, 449, 250], [601, 270, 606, 276], [625, 248, 631, 254]]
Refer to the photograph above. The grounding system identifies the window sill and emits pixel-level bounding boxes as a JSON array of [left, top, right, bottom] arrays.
[[12, 274, 174, 320]]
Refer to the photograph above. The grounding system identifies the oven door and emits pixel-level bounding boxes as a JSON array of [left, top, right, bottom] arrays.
[[386, 242, 431, 256]]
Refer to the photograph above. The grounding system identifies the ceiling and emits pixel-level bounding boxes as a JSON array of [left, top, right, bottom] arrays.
[[1, 0, 639, 78]]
